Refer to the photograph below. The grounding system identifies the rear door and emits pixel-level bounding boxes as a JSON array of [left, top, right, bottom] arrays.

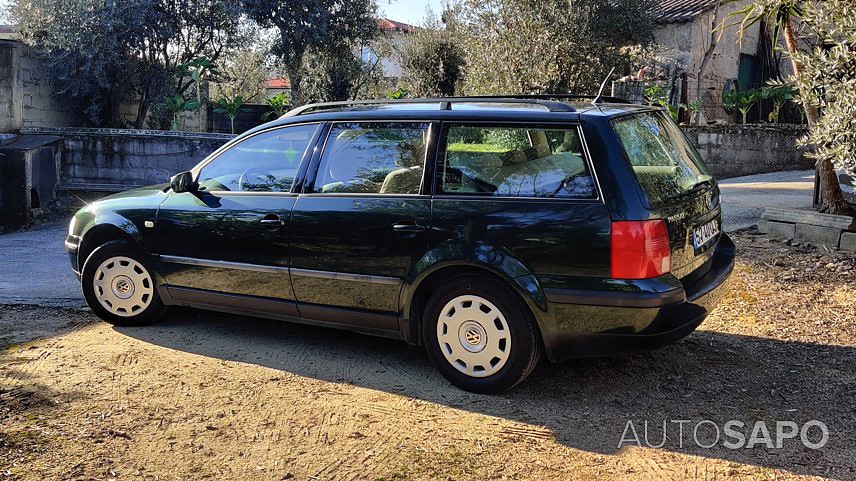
[[431, 122, 612, 281], [612, 111, 721, 279], [288, 121, 433, 330]]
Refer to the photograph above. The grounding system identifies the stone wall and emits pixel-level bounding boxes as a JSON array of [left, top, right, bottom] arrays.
[[683, 124, 812, 178], [20, 127, 234, 189]]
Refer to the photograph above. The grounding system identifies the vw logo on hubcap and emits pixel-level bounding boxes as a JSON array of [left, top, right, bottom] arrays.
[[458, 321, 487, 353], [464, 328, 481, 345]]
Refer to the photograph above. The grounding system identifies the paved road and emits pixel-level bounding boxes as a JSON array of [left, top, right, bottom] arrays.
[[0, 221, 83, 307], [0, 169, 815, 308], [718, 169, 814, 231]]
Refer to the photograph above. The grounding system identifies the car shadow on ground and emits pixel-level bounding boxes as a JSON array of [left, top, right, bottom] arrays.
[[117, 308, 856, 480]]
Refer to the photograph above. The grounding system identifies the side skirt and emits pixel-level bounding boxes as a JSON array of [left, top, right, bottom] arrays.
[[164, 286, 403, 341]]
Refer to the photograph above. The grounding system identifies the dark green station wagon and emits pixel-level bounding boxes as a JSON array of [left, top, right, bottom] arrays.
[[65, 96, 734, 393]]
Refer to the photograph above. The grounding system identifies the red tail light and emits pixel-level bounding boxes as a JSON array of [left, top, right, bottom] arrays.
[[610, 220, 671, 279]]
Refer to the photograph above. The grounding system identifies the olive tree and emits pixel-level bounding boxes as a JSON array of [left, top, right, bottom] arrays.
[[725, 0, 855, 215], [12, 0, 244, 128], [241, 0, 377, 105], [447, 0, 656, 95], [398, 25, 466, 97]]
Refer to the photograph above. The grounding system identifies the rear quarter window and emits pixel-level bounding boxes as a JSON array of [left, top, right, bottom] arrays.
[[612, 111, 712, 207]]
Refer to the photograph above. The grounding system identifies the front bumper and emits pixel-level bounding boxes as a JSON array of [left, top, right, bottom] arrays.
[[65, 234, 81, 279], [541, 233, 735, 362]]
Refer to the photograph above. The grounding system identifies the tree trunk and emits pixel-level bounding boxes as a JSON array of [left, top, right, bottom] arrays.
[[817, 158, 855, 216], [287, 67, 303, 106]]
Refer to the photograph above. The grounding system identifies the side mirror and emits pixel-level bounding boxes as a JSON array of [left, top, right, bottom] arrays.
[[170, 171, 198, 193]]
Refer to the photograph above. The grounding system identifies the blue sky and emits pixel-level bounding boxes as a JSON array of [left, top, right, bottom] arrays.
[[378, 0, 445, 26]]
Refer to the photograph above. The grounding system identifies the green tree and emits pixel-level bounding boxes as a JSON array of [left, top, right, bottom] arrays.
[[448, 0, 656, 95], [399, 25, 466, 97], [759, 82, 796, 123], [164, 94, 199, 131], [12, 0, 243, 128], [211, 49, 270, 103], [240, 0, 377, 106]]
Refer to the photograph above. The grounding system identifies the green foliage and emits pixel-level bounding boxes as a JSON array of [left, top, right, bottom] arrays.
[[385, 87, 408, 100], [789, 0, 856, 173], [450, 0, 656, 95], [241, 0, 377, 105], [210, 49, 270, 103], [722, 89, 761, 124], [13, 0, 243, 128], [643, 84, 669, 106], [213, 96, 248, 134], [399, 27, 466, 97], [261, 93, 291, 121], [720, 0, 803, 48], [759, 82, 796, 123], [164, 94, 199, 131]]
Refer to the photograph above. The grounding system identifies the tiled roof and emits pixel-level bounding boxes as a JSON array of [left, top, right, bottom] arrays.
[[655, 0, 720, 24], [264, 78, 291, 89], [377, 18, 416, 34]]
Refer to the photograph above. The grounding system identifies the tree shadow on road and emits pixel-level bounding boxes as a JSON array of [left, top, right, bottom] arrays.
[[117, 308, 856, 480]]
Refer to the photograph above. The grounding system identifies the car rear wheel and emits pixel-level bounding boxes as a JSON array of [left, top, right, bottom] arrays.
[[81, 240, 165, 326], [423, 275, 542, 393]]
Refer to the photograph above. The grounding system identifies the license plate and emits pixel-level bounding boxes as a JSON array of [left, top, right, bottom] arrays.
[[693, 219, 720, 251]]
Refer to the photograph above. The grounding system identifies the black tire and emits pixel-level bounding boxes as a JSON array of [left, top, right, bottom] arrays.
[[422, 274, 542, 394], [80, 240, 165, 326]]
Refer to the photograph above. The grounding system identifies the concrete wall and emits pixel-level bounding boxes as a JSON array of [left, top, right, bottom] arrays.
[[0, 39, 80, 131], [20, 127, 234, 188], [684, 124, 812, 178]]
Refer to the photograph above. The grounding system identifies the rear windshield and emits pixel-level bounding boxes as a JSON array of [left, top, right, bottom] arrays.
[[612, 111, 712, 207]]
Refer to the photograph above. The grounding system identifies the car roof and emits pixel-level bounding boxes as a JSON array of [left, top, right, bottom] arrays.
[[255, 97, 657, 132]]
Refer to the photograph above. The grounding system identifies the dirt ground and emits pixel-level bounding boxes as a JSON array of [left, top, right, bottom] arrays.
[[1, 229, 855, 481]]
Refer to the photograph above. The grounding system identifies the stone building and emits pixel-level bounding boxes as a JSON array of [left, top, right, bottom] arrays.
[[650, 0, 800, 123]]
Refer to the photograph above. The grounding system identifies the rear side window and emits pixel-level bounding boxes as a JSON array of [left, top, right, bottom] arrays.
[[438, 125, 596, 198], [612, 112, 712, 207], [313, 122, 429, 194]]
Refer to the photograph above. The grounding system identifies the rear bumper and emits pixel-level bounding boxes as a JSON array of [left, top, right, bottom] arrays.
[[541, 233, 735, 362]]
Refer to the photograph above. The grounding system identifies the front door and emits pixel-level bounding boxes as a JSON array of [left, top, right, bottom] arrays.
[[153, 123, 322, 304], [289, 122, 433, 330]]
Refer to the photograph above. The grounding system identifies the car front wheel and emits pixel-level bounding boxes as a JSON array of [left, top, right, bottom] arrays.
[[80, 240, 165, 326], [423, 274, 542, 394]]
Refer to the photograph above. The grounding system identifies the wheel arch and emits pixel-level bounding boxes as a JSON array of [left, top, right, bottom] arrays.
[[77, 217, 145, 270], [400, 261, 551, 347]]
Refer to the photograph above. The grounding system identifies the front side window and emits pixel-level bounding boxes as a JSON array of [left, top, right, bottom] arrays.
[[198, 123, 320, 192], [612, 111, 712, 207], [438, 125, 596, 198], [313, 122, 429, 194]]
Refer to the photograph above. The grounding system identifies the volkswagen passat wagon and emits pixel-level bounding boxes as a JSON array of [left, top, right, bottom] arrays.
[[65, 96, 734, 393]]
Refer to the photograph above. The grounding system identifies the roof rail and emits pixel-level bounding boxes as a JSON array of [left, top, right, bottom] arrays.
[[281, 96, 580, 118]]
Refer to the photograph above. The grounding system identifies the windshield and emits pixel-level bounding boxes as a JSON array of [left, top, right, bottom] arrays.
[[612, 111, 712, 207]]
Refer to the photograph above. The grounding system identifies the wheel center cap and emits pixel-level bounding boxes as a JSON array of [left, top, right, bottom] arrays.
[[459, 321, 487, 353], [112, 275, 135, 299]]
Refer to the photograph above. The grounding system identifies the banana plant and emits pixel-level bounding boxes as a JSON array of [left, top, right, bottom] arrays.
[[261, 92, 291, 121], [214, 96, 248, 134], [164, 94, 200, 131], [176, 57, 220, 131], [722, 88, 761, 124], [760, 82, 796, 123]]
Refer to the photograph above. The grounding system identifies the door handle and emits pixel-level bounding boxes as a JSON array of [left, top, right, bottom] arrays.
[[393, 223, 427, 234], [260, 214, 284, 230]]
